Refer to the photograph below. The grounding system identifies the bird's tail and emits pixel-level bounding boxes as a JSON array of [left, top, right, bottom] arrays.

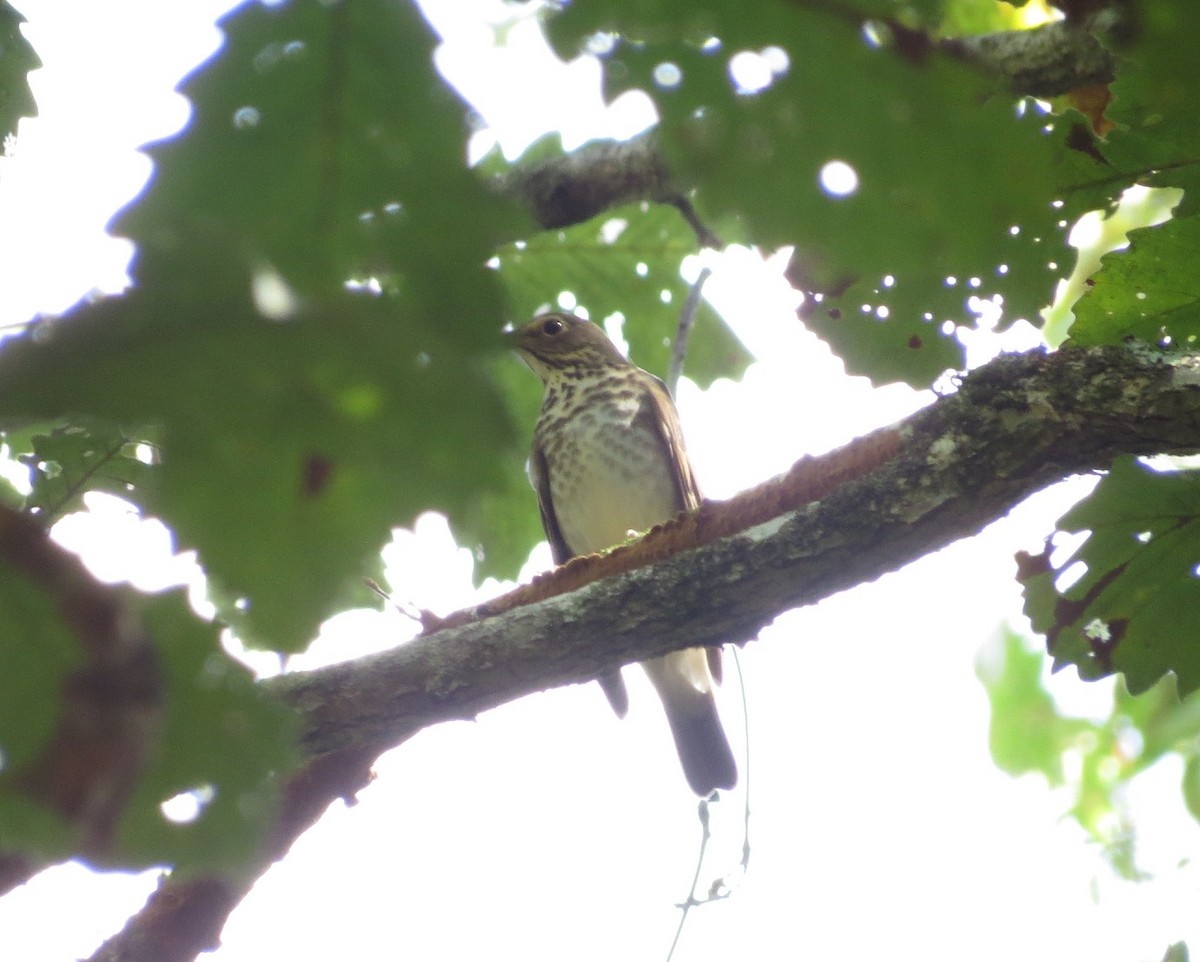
[[643, 650, 737, 796]]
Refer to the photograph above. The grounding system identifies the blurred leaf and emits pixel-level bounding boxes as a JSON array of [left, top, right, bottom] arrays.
[[18, 421, 148, 523], [939, 0, 1022, 36], [0, 796, 72, 864], [982, 621, 1200, 879], [1185, 755, 1200, 824], [0, 564, 83, 775], [0, 284, 513, 651], [976, 627, 1087, 782], [547, 1, 1089, 386], [0, 1, 38, 139], [113, 0, 525, 339], [1017, 458, 1200, 694], [0, 575, 298, 872], [112, 590, 298, 872], [495, 200, 752, 386], [1161, 944, 1190, 962], [461, 350, 545, 578]]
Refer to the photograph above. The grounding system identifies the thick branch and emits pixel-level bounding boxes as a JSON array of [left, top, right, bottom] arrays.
[[268, 344, 1200, 756], [940, 11, 1119, 97], [87, 343, 1200, 962], [87, 746, 376, 962], [0, 506, 162, 893]]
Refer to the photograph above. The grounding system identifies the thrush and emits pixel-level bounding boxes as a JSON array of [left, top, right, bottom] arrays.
[[509, 311, 737, 796]]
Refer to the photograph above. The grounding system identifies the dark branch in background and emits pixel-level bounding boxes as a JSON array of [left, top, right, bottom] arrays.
[[0, 505, 161, 895], [941, 9, 1119, 97], [499, 14, 1119, 241], [499, 130, 724, 249], [88, 746, 376, 962]]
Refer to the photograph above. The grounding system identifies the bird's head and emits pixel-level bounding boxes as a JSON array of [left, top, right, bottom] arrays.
[[507, 312, 630, 383]]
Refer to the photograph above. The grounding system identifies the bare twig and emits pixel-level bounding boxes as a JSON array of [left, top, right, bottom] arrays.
[[666, 267, 712, 397], [666, 797, 715, 962]]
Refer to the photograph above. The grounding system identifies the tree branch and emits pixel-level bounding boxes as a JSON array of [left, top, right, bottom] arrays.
[[80, 342, 1200, 961], [501, 12, 1120, 239], [87, 746, 376, 962], [0, 505, 162, 894], [268, 344, 1200, 756], [940, 10, 1119, 97]]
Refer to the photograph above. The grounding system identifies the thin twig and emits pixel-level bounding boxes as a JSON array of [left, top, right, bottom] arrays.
[[667, 197, 723, 251], [37, 434, 131, 525], [731, 647, 752, 884], [666, 268, 712, 397], [665, 797, 714, 962]]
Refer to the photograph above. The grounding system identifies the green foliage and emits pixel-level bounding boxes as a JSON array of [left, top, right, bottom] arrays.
[[0, 284, 512, 651], [112, 591, 297, 872], [495, 198, 752, 385], [0, 1, 38, 139], [1063, 4, 1200, 346], [1069, 212, 1200, 348], [0, 577, 294, 872], [981, 626, 1200, 880], [1018, 458, 1200, 694], [546, 0, 1095, 386], [976, 626, 1088, 783], [113, 0, 524, 330], [0, 563, 83, 775], [16, 421, 147, 523], [0, 0, 1198, 881]]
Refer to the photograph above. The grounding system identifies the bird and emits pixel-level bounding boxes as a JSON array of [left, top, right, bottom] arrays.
[[508, 310, 737, 796]]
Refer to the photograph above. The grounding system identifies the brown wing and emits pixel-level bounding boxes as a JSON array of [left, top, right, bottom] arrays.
[[530, 438, 630, 717], [636, 373, 702, 512], [530, 440, 572, 567], [635, 374, 723, 685]]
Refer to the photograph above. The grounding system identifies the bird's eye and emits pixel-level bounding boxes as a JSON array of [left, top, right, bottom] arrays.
[[542, 316, 565, 336]]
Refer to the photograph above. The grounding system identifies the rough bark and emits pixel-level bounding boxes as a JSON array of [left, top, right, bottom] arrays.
[[268, 344, 1200, 756], [82, 342, 1200, 962]]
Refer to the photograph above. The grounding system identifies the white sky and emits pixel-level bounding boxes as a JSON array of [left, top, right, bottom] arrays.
[[2, 2, 1199, 960]]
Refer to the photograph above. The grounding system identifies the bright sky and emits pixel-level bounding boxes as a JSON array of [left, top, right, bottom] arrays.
[[2, 2, 1199, 960]]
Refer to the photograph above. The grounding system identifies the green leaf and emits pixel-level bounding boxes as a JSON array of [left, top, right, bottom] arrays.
[[0, 796, 73, 865], [1060, 3, 1200, 347], [112, 0, 525, 338], [1160, 944, 1189, 962], [976, 627, 1087, 782], [0, 285, 514, 652], [18, 421, 149, 523], [0, 1, 39, 139], [1069, 213, 1200, 348], [1102, 3, 1200, 209], [547, 1, 1084, 386], [1017, 458, 1200, 694], [112, 591, 298, 872], [495, 200, 752, 386], [0, 563, 83, 775]]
